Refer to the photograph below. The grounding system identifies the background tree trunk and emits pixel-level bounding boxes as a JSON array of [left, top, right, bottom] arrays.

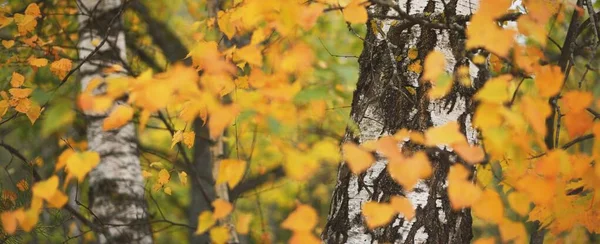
[[323, 1, 484, 243], [77, 0, 152, 243]]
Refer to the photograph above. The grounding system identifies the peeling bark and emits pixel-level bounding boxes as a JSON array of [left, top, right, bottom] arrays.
[[323, 1, 484, 243], [77, 0, 152, 243]]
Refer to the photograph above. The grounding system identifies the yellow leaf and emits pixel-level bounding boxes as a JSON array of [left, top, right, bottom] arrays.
[[150, 162, 164, 169], [0, 100, 8, 118], [50, 58, 73, 79], [183, 131, 195, 148], [422, 50, 446, 82], [508, 192, 531, 216], [91, 38, 100, 47], [310, 140, 341, 164], [195, 211, 216, 234], [66, 151, 100, 182], [362, 201, 396, 229], [474, 75, 512, 104], [209, 226, 230, 244], [217, 11, 236, 40], [343, 0, 368, 24], [390, 196, 415, 220], [2, 40, 15, 49], [212, 199, 233, 219], [178, 171, 188, 186], [342, 142, 375, 174], [158, 169, 170, 185], [56, 149, 74, 171], [142, 170, 152, 178], [47, 190, 68, 208], [216, 159, 246, 188], [387, 151, 432, 190], [425, 121, 466, 146], [171, 130, 183, 149], [9, 88, 33, 98], [164, 187, 172, 195], [209, 105, 239, 139], [408, 48, 418, 60], [472, 189, 504, 224], [26, 102, 41, 124], [281, 204, 318, 232], [10, 72, 24, 87], [102, 105, 134, 131], [534, 65, 564, 97], [28, 56, 47, 67], [236, 45, 263, 66], [32, 175, 58, 201], [499, 220, 528, 243], [236, 213, 252, 234]]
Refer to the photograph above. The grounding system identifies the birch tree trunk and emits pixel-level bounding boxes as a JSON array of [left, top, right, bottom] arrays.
[[323, 1, 485, 243], [77, 1, 152, 243]]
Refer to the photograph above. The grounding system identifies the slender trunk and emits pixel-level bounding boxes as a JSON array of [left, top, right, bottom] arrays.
[[323, 1, 484, 243], [77, 1, 152, 243]]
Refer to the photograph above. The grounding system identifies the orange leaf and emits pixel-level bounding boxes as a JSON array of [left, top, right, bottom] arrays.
[[342, 142, 375, 174], [289, 231, 321, 244], [9, 88, 32, 98], [50, 58, 73, 79], [534, 65, 564, 97], [281, 204, 318, 232], [472, 189, 504, 224], [236, 213, 252, 234], [362, 201, 396, 229], [102, 105, 134, 131], [212, 199, 233, 219], [425, 121, 466, 146], [343, 0, 368, 24], [298, 4, 324, 30], [387, 152, 431, 191], [208, 105, 239, 139], [507, 192, 531, 216], [422, 51, 446, 82], [236, 45, 263, 66], [521, 96, 551, 137], [390, 196, 415, 220], [452, 142, 485, 164], [562, 91, 593, 113], [564, 110, 594, 138], [448, 165, 481, 209], [32, 175, 58, 201], [10, 72, 24, 87], [27, 56, 47, 67]]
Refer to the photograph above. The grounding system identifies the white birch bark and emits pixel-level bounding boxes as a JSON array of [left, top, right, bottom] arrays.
[[77, 0, 152, 243], [324, 0, 483, 243]]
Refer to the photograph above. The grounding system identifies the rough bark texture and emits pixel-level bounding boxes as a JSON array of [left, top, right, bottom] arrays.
[[77, 0, 152, 243], [323, 1, 486, 243]]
